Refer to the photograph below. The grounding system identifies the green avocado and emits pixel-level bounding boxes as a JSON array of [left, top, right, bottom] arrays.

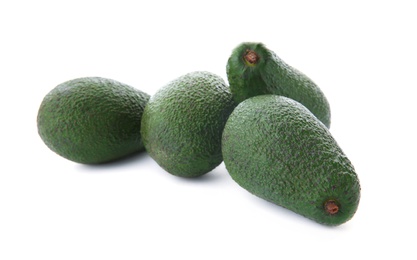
[[221, 95, 360, 226], [141, 71, 236, 177], [37, 77, 150, 164], [226, 42, 331, 128]]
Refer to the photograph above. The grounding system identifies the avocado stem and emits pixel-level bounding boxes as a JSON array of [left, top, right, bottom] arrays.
[[244, 49, 259, 65], [324, 200, 339, 215]]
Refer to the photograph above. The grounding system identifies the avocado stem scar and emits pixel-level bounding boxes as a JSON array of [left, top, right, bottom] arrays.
[[244, 49, 259, 65], [324, 200, 339, 215]]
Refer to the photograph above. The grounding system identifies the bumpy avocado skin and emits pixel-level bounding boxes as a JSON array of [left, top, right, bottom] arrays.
[[141, 71, 236, 178], [37, 77, 150, 164], [222, 95, 360, 226], [226, 42, 331, 128]]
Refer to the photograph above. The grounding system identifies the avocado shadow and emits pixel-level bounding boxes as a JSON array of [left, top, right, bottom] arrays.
[[157, 162, 231, 184], [76, 151, 150, 172]]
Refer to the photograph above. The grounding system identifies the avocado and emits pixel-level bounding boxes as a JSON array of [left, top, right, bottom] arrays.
[[37, 77, 150, 164], [221, 95, 360, 226], [226, 42, 331, 128], [141, 71, 236, 177]]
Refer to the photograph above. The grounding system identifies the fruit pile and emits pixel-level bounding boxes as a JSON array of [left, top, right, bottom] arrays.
[[37, 42, 360, 226]]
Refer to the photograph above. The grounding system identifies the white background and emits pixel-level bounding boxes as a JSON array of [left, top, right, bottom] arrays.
[[1, 0, 416, 259]]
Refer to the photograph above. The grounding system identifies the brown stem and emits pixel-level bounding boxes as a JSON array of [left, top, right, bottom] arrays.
[[244, 49, 259, 65], [324, 200, 339, 215]]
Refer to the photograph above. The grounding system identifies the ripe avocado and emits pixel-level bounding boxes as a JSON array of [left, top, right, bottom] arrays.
[[141, 71, 236, 177], [226, 42, 331, 128], [37, 77, 150, 164], [221, 95, 360, 226]]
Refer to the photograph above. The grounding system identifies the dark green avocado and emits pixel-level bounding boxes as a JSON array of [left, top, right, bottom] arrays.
[[141, 71, 236, 178], [226, 42, 331, 128], [221, 95, 360, 226], [37, 77, 150, 164]]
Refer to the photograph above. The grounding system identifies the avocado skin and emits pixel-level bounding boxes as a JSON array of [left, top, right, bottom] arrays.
[[141, 71, 236, 177], [222, 95, 360, 226], [226, 42, 331, 128], [37, 77, 150, 164]]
